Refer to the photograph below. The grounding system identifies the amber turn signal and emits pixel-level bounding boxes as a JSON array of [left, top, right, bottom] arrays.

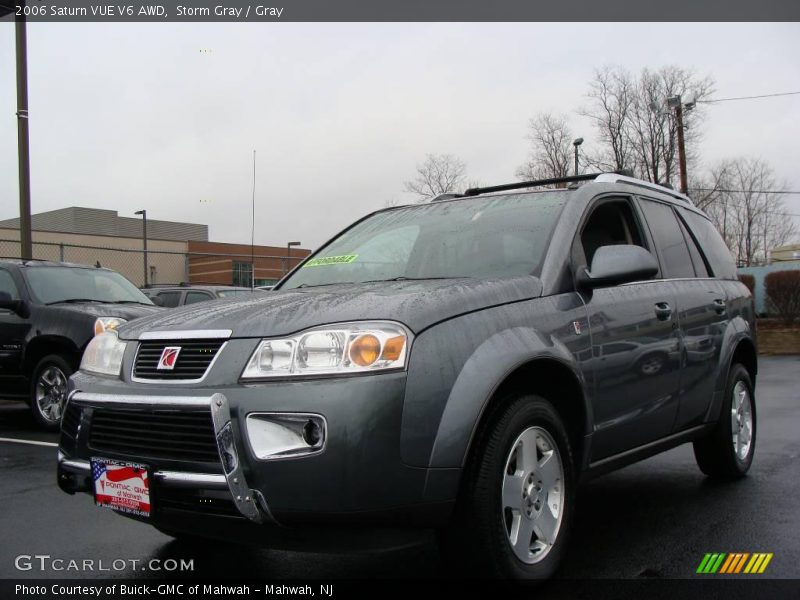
[[381, 335, 405, 361]]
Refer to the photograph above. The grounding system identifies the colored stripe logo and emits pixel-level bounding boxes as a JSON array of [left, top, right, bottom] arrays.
[[697, 553, 773, 574]]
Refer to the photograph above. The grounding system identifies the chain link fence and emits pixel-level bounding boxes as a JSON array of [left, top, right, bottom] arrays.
[[0, 239, 303, 288]]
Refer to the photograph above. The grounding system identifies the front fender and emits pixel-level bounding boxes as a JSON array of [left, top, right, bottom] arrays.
[[400, 294, 589, 470], [429, 328, 585, 468]]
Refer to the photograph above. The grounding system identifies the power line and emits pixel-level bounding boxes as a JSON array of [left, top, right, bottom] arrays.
[[690, 188, 800, 195], [691, 194, 800, 218], [697, 91, 800, 104]]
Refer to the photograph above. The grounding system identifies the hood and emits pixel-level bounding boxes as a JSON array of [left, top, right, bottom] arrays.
[[54, 303, 164, 321], [117, 277, 543, 340]]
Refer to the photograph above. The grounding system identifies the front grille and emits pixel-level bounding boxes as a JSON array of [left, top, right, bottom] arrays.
[[89, 409, 220, 464], [133, 340, 224, 381], [61, 402, 82, 440]]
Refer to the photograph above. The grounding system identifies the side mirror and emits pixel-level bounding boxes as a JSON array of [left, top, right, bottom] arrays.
[[150, 295, 165, 307], [0, 291, 29, 318], [578, 245, 658, 288]]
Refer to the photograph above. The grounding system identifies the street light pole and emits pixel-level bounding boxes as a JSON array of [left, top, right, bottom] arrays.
[[572, 138, 584, 177], [285, 241, 301, 275], [15, 13, 33, 260], [134, 210, 148, 287], [668, 95, 689, 195]]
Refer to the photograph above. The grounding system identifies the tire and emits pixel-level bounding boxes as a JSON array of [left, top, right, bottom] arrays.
[[29, 354, 73, 431], [440, 393, 575, 580], [693, 363, 756, 479]]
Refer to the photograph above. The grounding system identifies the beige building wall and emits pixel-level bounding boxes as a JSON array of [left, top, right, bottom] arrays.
[[771, 244, 800, 263], [0, 228, 188, 287]]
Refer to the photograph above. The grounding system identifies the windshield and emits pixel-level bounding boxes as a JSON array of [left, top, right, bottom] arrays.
[[25, 266, 154, 305], [282, 191, 568, 289]]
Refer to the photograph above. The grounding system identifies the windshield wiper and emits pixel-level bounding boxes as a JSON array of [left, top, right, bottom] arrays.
[[109, 300, 153, 305], [45, 298, 113, 305], [361, 276, 471, 283], [293, 282, 354, 289]]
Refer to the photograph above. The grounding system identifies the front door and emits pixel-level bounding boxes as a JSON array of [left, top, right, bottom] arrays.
[[573, 196, 682, 460], [0, 268, 31, 396]]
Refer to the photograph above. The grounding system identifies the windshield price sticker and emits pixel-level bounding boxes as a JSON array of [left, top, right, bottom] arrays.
[[302, 255, 358, 268]]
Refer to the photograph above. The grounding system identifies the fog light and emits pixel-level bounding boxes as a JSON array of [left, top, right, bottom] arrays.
[[246, 413, 326, 460], [302, 419, 323, 447]]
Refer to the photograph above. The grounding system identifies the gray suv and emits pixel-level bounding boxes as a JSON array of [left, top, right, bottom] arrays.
[[57, 173, 757, 580]]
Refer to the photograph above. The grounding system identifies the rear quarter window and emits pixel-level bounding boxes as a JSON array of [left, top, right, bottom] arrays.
[[677, 208, 737, 279], [639, 199, 695, 278]]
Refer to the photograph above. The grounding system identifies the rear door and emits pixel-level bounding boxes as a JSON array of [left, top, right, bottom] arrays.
[[575, 196, 682, 460], [637, 198, 727, 431]]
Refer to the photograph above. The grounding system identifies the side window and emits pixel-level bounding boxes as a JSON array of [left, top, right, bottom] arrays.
[[676, 215, 709, 277], [156, 291, 182, 308], [580, 198, 647, 266], [185, 291, 213, 305], [639, 200, 695, 278], [678, 208, 737, 279], [0, 269, 20, 301]]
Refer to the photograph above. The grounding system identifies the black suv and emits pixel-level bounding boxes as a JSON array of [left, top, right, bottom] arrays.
[[0, 260, 161, 429], [58, 174, 756, 579]]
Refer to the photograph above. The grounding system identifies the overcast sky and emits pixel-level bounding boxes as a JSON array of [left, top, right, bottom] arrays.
[[1, 23, 799, 250]]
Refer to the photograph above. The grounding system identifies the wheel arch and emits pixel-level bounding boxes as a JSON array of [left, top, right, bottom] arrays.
[[467, 358, 591, 472], [730, 337, 757, 386], [427, 350, 592, 474], [23, 336, 81, 377], [705, 334, 758, 424]]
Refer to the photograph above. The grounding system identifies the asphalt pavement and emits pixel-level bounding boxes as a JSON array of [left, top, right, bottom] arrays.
[[1, 356, 798, 581]]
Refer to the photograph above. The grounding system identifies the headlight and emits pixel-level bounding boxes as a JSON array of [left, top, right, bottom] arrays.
[[94, 317, 127, 336], [241, 321, 411, 379], [81, 331, 127, 377]]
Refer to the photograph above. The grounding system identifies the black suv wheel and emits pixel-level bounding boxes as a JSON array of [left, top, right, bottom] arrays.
[[441, 394, 575, 579], [30, 355, 73, 431]]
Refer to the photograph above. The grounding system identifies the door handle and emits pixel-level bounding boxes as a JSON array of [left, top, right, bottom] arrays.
[[654, 302, 672, 321], [713, 299, 727, 315]]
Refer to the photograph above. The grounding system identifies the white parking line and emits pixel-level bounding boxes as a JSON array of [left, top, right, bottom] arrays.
[[0, 436, 58, 448]]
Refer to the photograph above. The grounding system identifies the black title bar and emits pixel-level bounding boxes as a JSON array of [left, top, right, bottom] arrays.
[[1, 0, 799, 22]]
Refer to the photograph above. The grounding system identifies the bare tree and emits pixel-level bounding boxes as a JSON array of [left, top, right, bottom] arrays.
[[404, 153, 467, 202], [515, 113, 574, 183], [580, 65, 713, 185], [578, 67, 634, 172], [700, 158, 797, 266]]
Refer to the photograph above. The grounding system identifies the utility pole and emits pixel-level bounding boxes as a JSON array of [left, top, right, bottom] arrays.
[[668, 95, 688, 195], [285, 241, 301, 275], [15, 12, 33, 260], [135, 210, 148, 287]]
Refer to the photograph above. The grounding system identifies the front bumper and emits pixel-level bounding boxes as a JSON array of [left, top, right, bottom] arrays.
[[58, 371, 457, 532], [58, 391, 272, 523]]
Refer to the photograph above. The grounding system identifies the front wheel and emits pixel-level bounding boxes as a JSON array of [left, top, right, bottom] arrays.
[[693, 363, 756, 478], [30, 355, 73, 431], [440, 394, 575, 580]]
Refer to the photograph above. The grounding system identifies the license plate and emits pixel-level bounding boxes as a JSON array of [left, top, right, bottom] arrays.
[[91, 457, 151, 518]]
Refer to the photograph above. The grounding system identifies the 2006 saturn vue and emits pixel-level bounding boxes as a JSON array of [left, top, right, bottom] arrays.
[[58, 172, 757, 580]]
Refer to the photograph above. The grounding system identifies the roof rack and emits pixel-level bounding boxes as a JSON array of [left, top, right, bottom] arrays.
[[593, 173, 694, 205], [461, 173, 601, 197], [459, 170, 694, 205]]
